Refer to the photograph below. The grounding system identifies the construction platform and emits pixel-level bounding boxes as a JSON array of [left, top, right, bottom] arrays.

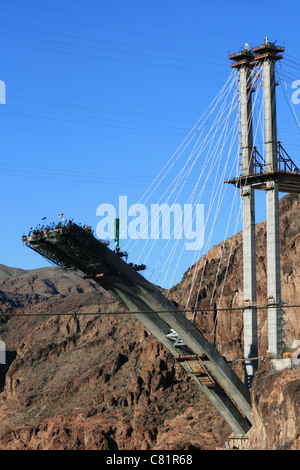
[[225, 142, 300, 194], [225, 170, 300, 194]]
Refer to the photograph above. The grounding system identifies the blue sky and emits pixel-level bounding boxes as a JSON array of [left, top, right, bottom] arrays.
[[1, 0, 300, 289]]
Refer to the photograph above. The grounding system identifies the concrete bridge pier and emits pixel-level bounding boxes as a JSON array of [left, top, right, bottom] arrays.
[[253, 43, 283, 358], [229, 46, 258, 388]]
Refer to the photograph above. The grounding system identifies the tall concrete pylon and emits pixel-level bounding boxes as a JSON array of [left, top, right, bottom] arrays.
[[252, 39, 284, 358], [229, 39, 287, 368], [229, 45, 258, 388]]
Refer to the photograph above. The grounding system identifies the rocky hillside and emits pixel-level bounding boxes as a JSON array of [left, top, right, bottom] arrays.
[[0, 264, 107, 307], [247, 361, 299, 450], [0, 266, 229, 450], [0, 194, 299, 450]]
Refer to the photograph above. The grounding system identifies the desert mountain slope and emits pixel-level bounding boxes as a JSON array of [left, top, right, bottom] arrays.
[[0, 193, 299, 450], [0, 265, 229, 449]]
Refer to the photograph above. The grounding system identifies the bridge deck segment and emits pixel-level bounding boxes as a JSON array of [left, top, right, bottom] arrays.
[[23, 221, 252, 434]]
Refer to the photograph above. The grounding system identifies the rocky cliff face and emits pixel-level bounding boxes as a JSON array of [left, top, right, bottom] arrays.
[[0, 267, 229, 450], [0, 193, 299, 450], [248, 362, 300, 450]]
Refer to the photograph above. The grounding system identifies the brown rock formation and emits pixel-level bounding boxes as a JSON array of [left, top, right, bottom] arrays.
[[248, 361, 300, 450], [0, 193, 299, 450], [0, 306, 229, 450]]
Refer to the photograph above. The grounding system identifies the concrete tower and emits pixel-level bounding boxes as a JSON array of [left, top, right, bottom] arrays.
[[228, 39, 300, 384], [252, 39, 284, 358], [229, 45, 258, 388]]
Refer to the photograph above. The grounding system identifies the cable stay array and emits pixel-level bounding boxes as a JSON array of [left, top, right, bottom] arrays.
[[119, 54, 300, 318], [121, 70, 240, 286], [114, 65, 272, 321]]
